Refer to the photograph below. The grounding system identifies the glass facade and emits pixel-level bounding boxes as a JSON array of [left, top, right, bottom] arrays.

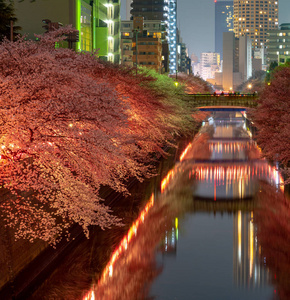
[[81, 1, 93, 52], [76, 0, 121, 63]]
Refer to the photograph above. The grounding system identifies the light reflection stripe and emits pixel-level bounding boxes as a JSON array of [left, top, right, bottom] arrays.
[[82, 194, 155, 300], [194, 165, 284, 190], [180, 142, 193, 161]]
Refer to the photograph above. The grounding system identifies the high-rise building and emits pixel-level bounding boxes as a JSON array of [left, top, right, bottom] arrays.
[[200, 52, 221, 81], [167, 0, 177, 74], [177, 43, 189, 73], [130, 0, 177, 74], [120, 19, 167, 72], [239, 35, 253, 81], [215, 0, 234, 60], [266, 23, 290, 65], [130, 0, 167, 21], [233, 0, 278, 49], [222, 32, 252, 90], [13, 0, 121, 64]]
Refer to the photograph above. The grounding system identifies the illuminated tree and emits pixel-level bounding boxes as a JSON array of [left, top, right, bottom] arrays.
[[169, 73, 213, 94], [250, 63, 290, 183], [0, 28, 198, 244]]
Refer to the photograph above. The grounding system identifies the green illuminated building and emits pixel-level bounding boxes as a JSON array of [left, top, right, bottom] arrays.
[[13, 0, 120, 63]]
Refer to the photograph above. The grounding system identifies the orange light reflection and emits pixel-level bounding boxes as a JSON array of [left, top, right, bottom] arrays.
[[180, 142, 192, 161], [100, 194, 154, 282]]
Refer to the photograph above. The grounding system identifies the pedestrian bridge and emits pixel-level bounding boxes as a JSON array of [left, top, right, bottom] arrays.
[[183, 94, 258, 108]]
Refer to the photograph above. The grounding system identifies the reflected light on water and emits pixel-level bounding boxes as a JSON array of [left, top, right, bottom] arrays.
[[82, 142, 194, 299], [82, 194, 155, 300], [101, 194, 154, 281], [81, 132, 285, 300], [249, 211, 254, 278], [194, 164, 284, 191], [161, 142, 195, 193], [238, 211, 242, 264], [83, 291, 95, 300], [209, 142, 249, 153], [161, 169, 176, 193], [179, 142, 193, 161]]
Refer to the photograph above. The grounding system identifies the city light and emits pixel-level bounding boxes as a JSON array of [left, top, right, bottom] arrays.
[[167, 0, 177, 74]]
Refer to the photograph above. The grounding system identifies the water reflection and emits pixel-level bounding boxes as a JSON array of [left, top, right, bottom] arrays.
[[181, 111, 283, 200], [254, 183, 290, 300], [29, 110, 287, 300], [233, 211, 270, 288]]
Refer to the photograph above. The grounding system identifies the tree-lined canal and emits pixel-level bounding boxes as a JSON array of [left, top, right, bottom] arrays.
[[28, 109, 286, 300]]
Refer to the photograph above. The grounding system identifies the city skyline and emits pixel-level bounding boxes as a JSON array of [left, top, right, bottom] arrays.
[[121, 0, 290, 58]]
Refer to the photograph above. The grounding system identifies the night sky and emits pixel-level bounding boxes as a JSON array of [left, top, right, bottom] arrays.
[[121, 0, 290, 59]]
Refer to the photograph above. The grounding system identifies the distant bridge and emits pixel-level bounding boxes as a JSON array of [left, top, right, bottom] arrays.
[[183, 94, 258, 108]]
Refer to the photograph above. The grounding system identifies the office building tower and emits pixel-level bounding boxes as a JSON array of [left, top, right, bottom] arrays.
[[13, 0, 121, 64], [177, 43, 190, 73], [200, 52, 221, 81], [130, 0, 167, 21], [120, 19, 166, 72], [266, 23, 290, 65], [239, 35, 252, 81], [215, 0, 234, 60], [167, 0, 177, 73], [233, 0, 278, 49], [222, 32, 252, 90], [130, 0, 177, 73]]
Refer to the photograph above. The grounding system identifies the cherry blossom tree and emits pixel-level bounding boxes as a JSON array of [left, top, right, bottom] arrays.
[[169, 73, 213, 94], [0, 27, 199, 244], [250, 63, 290, 183]]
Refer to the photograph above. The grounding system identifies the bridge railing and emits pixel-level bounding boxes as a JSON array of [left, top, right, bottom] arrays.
[[182, 93, 258, 107]]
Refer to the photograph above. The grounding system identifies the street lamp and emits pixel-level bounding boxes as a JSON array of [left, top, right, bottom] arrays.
[[174, 69, 178, 87]]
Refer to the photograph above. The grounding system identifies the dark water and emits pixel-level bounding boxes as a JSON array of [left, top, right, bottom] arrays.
[[147, 110, 280, 300], [30, 110, 288, 300]]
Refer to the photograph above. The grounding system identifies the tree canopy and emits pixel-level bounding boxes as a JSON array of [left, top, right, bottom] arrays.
[[250, 63, 290, 183], [0, 27, 200, 244]]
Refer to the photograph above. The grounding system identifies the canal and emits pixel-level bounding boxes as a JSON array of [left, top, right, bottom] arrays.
[[28, 109, 288, 300]]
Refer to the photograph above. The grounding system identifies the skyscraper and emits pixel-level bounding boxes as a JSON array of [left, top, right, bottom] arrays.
[[130, 0, 167, 21], [233, 0, 278, 49], [266, 23, 290, 65], [215, 0, 234, 60], [130, 0, 177, 74], [200, 52, 221, 81], [222, 32, 252, 90], [167, 0, 177, 73]]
